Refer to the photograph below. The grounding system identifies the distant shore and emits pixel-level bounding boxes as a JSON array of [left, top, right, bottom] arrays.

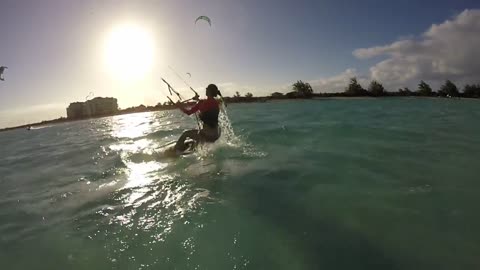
[[1, 94, 478, 133]]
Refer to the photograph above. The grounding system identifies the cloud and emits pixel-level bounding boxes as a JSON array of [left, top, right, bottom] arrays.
[[309, 69, 370, 93], [352, 9, 480, 90]]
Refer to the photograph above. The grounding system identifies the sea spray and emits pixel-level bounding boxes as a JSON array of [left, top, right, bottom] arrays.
[[218, 103, 241, 145], [197, 102, 264, 158], [196, 102, 243, 158]]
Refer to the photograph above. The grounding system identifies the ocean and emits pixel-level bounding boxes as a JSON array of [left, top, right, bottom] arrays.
[[1, 98, 479, 270]]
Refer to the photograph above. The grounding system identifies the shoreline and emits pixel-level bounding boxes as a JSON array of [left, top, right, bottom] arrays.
[[1, 95, 478, 132]]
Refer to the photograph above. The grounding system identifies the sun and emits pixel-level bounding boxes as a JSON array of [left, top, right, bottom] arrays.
[[104, 24, 155, 82]]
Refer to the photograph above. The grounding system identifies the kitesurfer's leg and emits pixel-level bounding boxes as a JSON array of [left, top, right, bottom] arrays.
[[175, 129, 200, 151], [199, 126, 221, 142]]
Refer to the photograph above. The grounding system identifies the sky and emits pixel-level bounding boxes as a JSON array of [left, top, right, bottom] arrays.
[[0, 0, 479, 128]]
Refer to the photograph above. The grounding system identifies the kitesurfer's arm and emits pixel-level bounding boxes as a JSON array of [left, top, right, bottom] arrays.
[[179, 101, 201, 115]]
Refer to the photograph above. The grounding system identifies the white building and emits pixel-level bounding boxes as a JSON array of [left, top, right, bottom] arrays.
[[67, 97, 118, 119]]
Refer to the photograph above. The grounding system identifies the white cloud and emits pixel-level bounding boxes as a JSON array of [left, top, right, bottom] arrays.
[[353, 9, 480, 90], [308, 9, 480, 93], [309, 69, 369, 93]]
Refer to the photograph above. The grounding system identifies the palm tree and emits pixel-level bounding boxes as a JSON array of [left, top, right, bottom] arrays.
[[438, 80, 459, 97], [417, 80, 433, 96], [368, 80, 385, 96], [292, 80, 313, 97], [463, 84, 480, 98], [345, 77, 366, 96]]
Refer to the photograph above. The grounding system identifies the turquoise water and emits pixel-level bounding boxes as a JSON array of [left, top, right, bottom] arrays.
[[1, 98, 480, 270]]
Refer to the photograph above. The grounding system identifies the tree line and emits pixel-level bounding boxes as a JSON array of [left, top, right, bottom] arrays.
[[224, 78, 480, 101], [282, 78, 480, 99]]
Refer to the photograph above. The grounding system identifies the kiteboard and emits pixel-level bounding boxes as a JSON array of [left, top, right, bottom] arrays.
[[160, 140, 196, 158]]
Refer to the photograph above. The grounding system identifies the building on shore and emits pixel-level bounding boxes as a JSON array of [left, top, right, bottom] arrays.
[[67, 97, 118, 119], [66, 102, 84, 119]]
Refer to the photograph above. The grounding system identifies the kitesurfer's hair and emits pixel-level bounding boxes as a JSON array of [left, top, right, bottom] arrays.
[[206, 84, 220, 97]]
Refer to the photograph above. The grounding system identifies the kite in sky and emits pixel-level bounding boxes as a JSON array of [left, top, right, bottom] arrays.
[[0, 66, 8, 81], [85, 91, 94, 101], [195, 16, 211, 26]]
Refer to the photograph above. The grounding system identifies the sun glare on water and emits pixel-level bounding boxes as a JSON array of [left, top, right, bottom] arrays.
[[104, 24, 155, 82]]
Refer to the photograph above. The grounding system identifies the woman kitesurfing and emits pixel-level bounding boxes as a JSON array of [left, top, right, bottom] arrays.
[[160, 75, 224, 155], [173, 84, 222, 152]]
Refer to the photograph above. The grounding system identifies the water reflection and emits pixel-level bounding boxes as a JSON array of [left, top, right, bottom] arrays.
[[106, 111, 210, 244], [124, 161, 166, 190], [111, 112, 156, 139]]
